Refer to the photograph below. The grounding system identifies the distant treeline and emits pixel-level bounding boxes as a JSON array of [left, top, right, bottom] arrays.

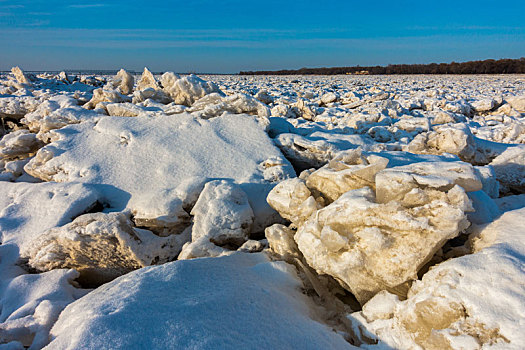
[[239, 58, 525, 75]]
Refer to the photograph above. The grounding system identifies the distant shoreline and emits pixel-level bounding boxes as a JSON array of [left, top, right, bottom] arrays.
[[239, 58, 525, 75]]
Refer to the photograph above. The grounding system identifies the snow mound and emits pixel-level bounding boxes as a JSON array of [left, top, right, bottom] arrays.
[[0, 269, 86, 349], [24, 113, 295, 232], [0, 182, 100, 255], [179, 180, 254, 259], [45, 253, 353, 349]]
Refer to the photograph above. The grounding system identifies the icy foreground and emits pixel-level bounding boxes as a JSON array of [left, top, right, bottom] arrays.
[[351, 207, 525, 349], [45, 253, 352, 350], [1, 69, 525, 349]]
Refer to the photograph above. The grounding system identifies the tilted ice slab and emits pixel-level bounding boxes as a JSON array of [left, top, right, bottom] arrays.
[[267, 150, 477, 304], [45, 253, 353, 350], [375, 160, 483, 203], [21, 95, 102, 140], [10, 66, 32, 86], [490, 145, 525, 194], [27, 212, 191, 286], [135, 67, 159, 91], [274, 131, 381, 170], [0, 129, 43, 161], [265, 177, 321, 227], [294, 186, 471, 304], [131, 68, 172, 104], [305, 150, 389, 204], [505, 94, 525, 112], [24, 113, 295, 231], [351, 207, 525, 350], [111, 68, 134, 95], [187, 92, 270, 119]]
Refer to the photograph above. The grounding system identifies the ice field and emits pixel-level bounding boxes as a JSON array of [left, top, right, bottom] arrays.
[[1, 68, 524, 349]]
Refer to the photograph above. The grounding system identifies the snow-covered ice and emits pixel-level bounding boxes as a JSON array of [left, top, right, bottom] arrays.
[[178, 180, 254, 259], [45, 253, 352, 349], [1, 70, 525, 348], [0, 182, 101, 255], [24, 113, 295, 232]]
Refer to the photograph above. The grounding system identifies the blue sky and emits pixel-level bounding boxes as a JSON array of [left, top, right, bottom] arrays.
[[1, 0, 524, 73]]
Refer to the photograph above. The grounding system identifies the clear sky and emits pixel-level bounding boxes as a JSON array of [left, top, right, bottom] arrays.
[[1, 0, 524, 73]]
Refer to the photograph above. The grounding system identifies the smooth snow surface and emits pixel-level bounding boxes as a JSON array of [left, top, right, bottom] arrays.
[[45, 253, 353, 350], [0, 182, 100, 255], [0, 182, 97, 348], [24, 113, 295, 230], [0, 269, 87, 350]]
